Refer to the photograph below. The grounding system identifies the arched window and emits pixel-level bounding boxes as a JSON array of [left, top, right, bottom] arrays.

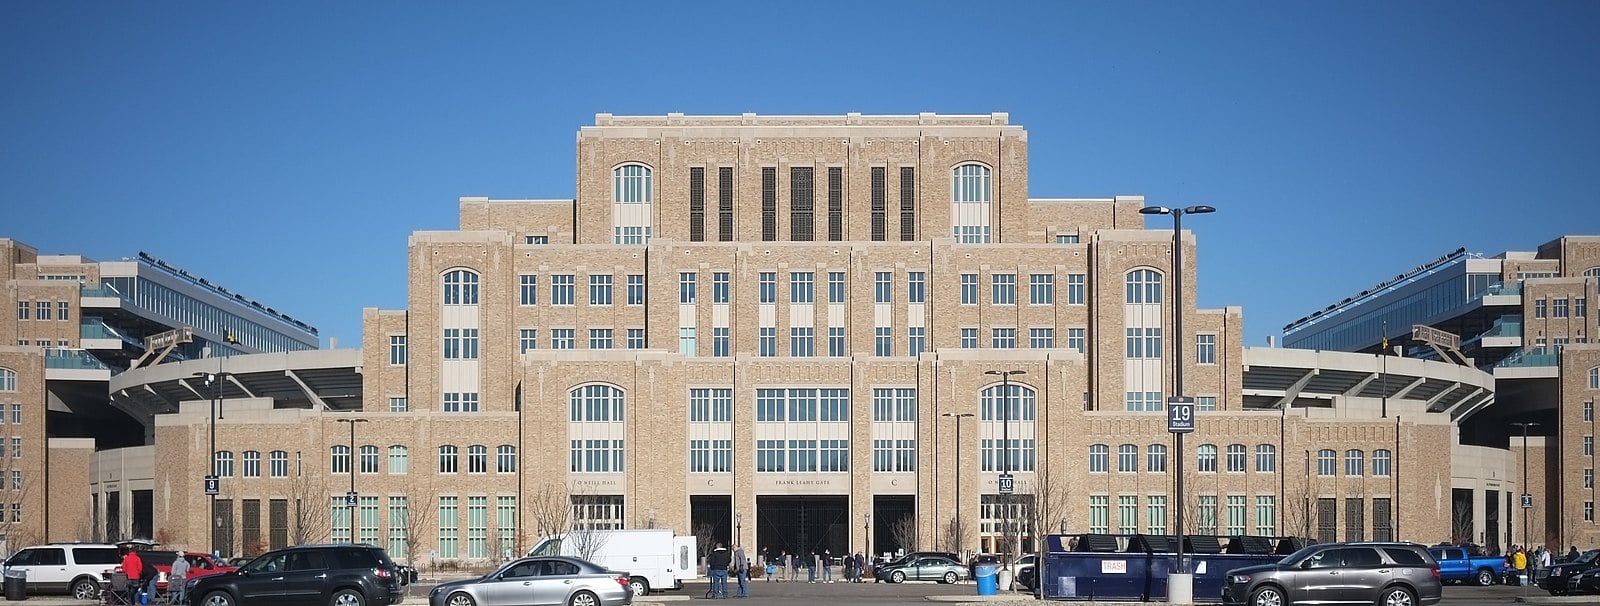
[[269, 450, 289, 478], [1118, 444, 1139, 472], [1147, 444, 1168, 472], [242, 451, 261, 478], [216, 451, 235, 478], [1317, 449, 1337, 476], [1591, 366, 1600, 390], [1088, 444, 1109, 473], [613, 164, 654, 244], [1585, 267, 1600, 278], [570, 384, 627, 473], [950, 163, 992, 243], [1226, 444, 1247, 472], [497, 445, 517, 473], [438, 445, 459, 474], [0, 368, 14, 392], [442, 269, 480, 305], [980, 382, 1038, 472], [1196, 444, 1218, 472], [570, 384, 626, 422], [388, 446, 409, 475], [467, 445, 488, 474], [1255, 444, 1277, 472], [1126, 269, 1164, 304], [330, 446, 349, 474], [1372, 449, 1392, 476], [1345, 449, 1365, 476], [359, 445, 379, 474]]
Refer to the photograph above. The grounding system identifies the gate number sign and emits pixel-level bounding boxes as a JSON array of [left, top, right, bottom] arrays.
[[1167, 398, 1196, 434], [203, 475, 220, 496]]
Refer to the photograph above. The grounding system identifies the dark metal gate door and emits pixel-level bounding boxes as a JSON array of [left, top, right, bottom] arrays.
[[757, 497, 848, 558]]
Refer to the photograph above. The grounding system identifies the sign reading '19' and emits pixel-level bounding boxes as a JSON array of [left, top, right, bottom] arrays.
[[1167, 397, 1196, 434]]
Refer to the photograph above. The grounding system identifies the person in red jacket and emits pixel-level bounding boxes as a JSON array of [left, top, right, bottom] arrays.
[[119, 546, 144, 602]]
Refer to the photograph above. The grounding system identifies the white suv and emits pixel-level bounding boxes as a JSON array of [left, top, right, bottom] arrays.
[[2, 543, 122, 599]]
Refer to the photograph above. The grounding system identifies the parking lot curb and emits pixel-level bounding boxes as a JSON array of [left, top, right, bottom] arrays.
[[1516, 597, 1600, 604]]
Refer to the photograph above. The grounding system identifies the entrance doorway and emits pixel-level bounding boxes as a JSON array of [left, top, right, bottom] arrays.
[[756, 496, 848, 561]]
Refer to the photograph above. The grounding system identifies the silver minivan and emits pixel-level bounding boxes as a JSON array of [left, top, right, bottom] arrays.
[[1222, 542, 1442, 606]]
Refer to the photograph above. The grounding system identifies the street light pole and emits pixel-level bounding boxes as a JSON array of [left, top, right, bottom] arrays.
[[1510, 422, 1539, 550], [192, 366, 230, 557], [1139, 204, 1215, 605], [941, 412, 974, 558], [863, 513, 871, 556], [736, 511, 743, 545], [337, 417, 369, 544], [984, 369, 1025, 580]]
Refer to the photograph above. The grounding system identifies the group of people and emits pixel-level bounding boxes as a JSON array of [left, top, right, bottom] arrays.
[[115, 545, 191, 604], [1505, 544, 1577, 585], [759, 549, 871, 583], [705, 542, 749, 599]]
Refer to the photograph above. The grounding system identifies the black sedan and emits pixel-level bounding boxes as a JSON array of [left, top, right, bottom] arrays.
[[1543, 549, 1599, 595]]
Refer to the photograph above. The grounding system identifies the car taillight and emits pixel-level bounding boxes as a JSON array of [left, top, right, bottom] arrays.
[[615, 576, 630, 589], [374, 567, 393, 579], [1430, 567, 1440, 578]]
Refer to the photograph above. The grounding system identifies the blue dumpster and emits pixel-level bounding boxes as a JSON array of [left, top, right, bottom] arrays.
[[976, 563, 999, 595]]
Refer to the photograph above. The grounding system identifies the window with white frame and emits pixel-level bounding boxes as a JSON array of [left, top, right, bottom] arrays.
[[961, 328, 978, 349], [519, 275, 537, 305], [613, 164, 653, 244], [519, 329, 537, 353], [828, 271, 846, 303], [1372, 449, 1391, 476], [874, 326, 892, 357], [791, 272, 815, 303], [1256, 496, 1277, 536], [791, 327, 815, 357], [1067, 328, 1086, 353], [712, 272, 730, 304], [1197, 334, 1217, 364], [1126, 269, 1163, 304], [992, 327, 1017, 349], [1256, 444, 1277, 472], [1147, 444, 1167, 472], [1089, 444, 1109, 473], [951, 163, 992, 243], [1197, 495, 1218, 534], [1066, 274, 1085, 305], [908, 272, 926, 303], [991, 273, 1016, 305], [1126, 328, 1162, 359], [1345, 449, 1364, 476], [1226, 444, 1247, 472], [874, 272, 892, 304], [590, 328, 613, 350], [552, 275, 575, 305], [1146, 496, 1168, 534], [627, 274, 646, 305], [759, 327, 775, 357], [437, 496, 458, 557], [443, 392, 479, 413], [389, 336, 407, 365], [1029, 274, 1054, 305], [828, 327, 845, 357], [443, 269, 479, 305], [1117, 444, 1138, 472], [1197, 444, 1218, 472], [589, 274, 613, 305], [1226, 495, 1248, 535], [466, 445, 487, 474], [270, 450, 289, 478], [360, 445, 379, 473], [627, 328, 645, 350], [389, 397, 408, 412], [330, 446, 350, 474], [908, 327, 926, 356], [980, 382, 1037, 472], [570, 384, 626, 473], [871, 388, 917, 472], [242, 451, 261, 478], [1029, 328, 1054, 349], [960, 273, 978, 304], [1088, 495, 1109, 534], [438, 446, 458, 474], [551, 329, 575, 350], [1317, 449, 1337, 475], [1196, 396, 1217, 411], [679, 272, 697, 304], [1118, 495, 1139, 534], [759, 272, 776, 304], [389, 446, 408, 475]]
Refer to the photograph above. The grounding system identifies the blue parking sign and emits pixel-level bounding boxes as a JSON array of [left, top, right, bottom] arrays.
[[203, 475, 220, 496], [1167, 398, 1195, 433]]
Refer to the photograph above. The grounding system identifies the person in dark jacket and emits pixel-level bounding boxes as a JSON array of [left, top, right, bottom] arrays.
[[707, 543, 732, 598]]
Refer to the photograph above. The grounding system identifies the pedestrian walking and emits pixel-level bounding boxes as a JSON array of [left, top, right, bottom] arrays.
[[788, 552, 799, 582], [822, 550, 833, 583], [843, 552, 855, 583], [169, 553, 190, 605], [734, 544, 750, 598], [855, 552, 866, 582]]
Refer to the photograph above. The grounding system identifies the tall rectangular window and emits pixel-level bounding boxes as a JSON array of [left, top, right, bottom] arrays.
[[1126, 328, 1162, 359], [690, 439, 733, 473], [1088, 496, 1109, 534], [14, 302, 25, 320], [1256, 444, 1277, 472], [791, 272, 815, 303], [520, 275, 538, 305], [828, 327, 845, 357], [1146, 495, 1168, 535], [388, 497, 409, 559], [759, 272, 776, 304], [828, 272, 846, 303], [1066, 273, 1086, 305], [589, 274, 613, 306], [874, 272, 893, 303], [761, 167, 777, 241], [678, 328, 696, 357], [1535, 299, 1547, 318], [827, 167, 843, 241], [627, 328, 645, 349], [438, 496, 459, 558], [791, 327, 815, 357], [1372, 498, 1392, 541], [519, 329, 537, 353], [907, 272, 926, 303], [992, 274, 1016, 305], [713, 327, 730, 357], [497, 496, 517, 555], [689, 166, 706, 242], [791, 166, 814, 241], [1554, 298, 1569, 317], [908, 327, 926, 357], [1067, 328, 1086, 353], [1345, 498, 1365, 541], [874, 327, 893, 357], [551, 275, 575, 305], [1256, 496, 1277, 536], [960, 273, 978, 305], [1226, 495, 1247, 535], [466, 496, 488, 558], [389, 336, 407, 365], [1197, 334, 1217, 364], [899, 166, 916, 241], [718, 167, 735, 242], [870, 167, 886, 241], [960, 328, 978, 349], [679, 272, 697, 304], [1029, 274, 1055, 305], [713, 272, 730, 304], [627, 274, 646, 305], [1118, 495, 1139, 534], [1197, 496, 1218, 534], [759, 327, 776, 357], [35, 302, 50, 321]]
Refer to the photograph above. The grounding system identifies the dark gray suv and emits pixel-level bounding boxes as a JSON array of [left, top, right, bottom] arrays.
[[186, 544, 403, 606], [1222, 542, 1441, 606]]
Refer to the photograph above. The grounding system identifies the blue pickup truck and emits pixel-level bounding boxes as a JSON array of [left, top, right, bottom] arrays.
[[1428, 546, 1505, 586]]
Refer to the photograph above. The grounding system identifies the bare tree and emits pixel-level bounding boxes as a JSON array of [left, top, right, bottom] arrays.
[[526, 484, 571, 544], [402, 489, 437, 566], [694, 522, 716, 566], [939, 516, 972, 556], [565, 493, 612, 562], [888, 514, 918, 554], [287, 466, 330, 545], [1026, 474, 1070, 553]]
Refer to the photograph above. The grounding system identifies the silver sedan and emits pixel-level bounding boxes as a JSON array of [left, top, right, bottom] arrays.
[[428, 556, 632, 606]]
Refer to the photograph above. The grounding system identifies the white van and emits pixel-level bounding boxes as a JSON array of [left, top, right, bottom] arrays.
[[2, 543, 122, 599], [527, 528, 697, 597]]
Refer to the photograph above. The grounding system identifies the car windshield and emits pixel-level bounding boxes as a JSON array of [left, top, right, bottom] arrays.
[[1579, 550, 1600, 564], [1278, 545, 1322, 566]]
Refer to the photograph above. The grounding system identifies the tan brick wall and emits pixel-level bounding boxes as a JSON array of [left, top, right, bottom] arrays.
[[0, 348, 49, 548]]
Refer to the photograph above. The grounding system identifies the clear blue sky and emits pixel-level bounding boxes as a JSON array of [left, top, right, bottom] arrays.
[[3, 1, 1595, 349]]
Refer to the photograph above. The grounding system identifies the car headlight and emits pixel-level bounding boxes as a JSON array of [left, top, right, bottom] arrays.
[[185, 578, 200, 589], [430, 586, 442, 596], [1227, 575, 1251, 584]]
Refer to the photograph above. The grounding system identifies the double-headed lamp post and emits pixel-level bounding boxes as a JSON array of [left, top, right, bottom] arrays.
[[1510, 422, 1539, 548], [191, 370, 232, 556], [337, 417, 369, 543], [1139, 204, 1215, 605], [735, 511, 743, 545], [984, 369, 1025, 576], [863, 513, 871, 555], [940, 412, 975, 557]]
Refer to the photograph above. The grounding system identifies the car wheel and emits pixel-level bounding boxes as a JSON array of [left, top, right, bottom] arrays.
[[331, 588, 367, 606], [569, 590, 599, 606], [944, 571, 959, 584], [71, 578, 101, 601], [629, 576, 650, 596], [1380, 586, 1415, 606], [1250, 585, 1285, 606], [1477, 568, 1496, 586], [202, 591, 237, 606], [446, 592, 477, 606], [891, 570, 906, 583]]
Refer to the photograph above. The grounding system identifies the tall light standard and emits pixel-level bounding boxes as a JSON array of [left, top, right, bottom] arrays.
[[192, 369, 232, 557], [863, 513, 871, 556], [735, 511, 743, 545], [984, 369, 1025, 579], [336, 417, 369, 544], [1510, 422, 1539, 549], [940, 412, 974, 557], [1139, 204, 1215, 605]]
